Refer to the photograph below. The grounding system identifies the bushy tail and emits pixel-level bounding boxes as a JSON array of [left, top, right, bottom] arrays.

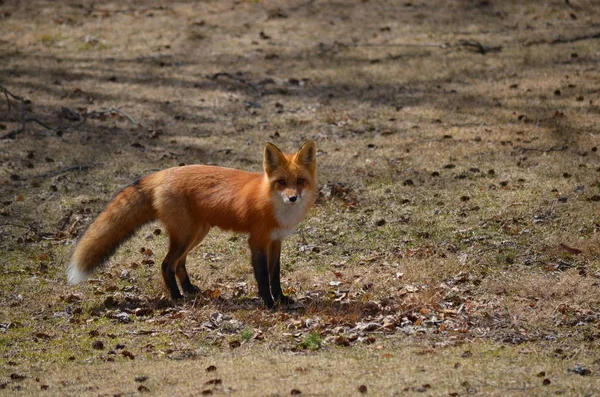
[[67, 182, 157, 284]]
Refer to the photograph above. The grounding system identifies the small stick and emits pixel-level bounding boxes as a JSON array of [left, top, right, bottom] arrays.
[[37, 165, 91, 178], [0, 83, 56, 139], [86, 107, 138, 125], [109, 107, 137, 125], [210, 72, 262, 97], [515, 145, 568, 153]]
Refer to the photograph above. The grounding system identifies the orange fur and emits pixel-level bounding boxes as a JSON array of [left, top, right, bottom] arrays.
[[68, 142, 317, 308]]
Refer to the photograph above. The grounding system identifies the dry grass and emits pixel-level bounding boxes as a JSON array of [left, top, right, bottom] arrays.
[[7, 342, 600, 396], [1, 0, 600, 394]]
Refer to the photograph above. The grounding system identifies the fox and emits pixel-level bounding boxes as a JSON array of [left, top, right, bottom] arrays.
[[67, 141, 317, 308]]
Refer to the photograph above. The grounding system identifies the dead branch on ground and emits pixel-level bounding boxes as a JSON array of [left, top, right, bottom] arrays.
[[524, 31, 600, 46], [209, 73, 263, 97], [457, 39, 502, 54], [515, 145, 568, 154], [92, 108, 137, 125], [0, 84, 56, 139], [60, 106, 138, 127], [37, 165, 92, 178]]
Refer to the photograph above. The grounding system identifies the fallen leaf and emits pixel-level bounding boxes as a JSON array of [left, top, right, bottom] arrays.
[[559, 243, 583, 255]]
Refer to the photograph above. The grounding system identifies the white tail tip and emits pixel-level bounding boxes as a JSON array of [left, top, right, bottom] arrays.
[[67, 263, 89, 284]]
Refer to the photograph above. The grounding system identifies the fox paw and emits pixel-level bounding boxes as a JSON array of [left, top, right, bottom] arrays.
[[182, 284, 201, 295], [277, 294, 295, 306]]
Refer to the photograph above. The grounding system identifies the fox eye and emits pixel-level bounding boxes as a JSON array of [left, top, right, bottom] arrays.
[[276, 179, 286, 186], [297, 178, 306, 185]]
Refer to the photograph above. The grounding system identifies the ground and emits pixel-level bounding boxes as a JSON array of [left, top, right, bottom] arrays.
[[1, 0, 600, 395]]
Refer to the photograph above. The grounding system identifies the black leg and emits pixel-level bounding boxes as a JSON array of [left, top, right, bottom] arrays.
[[180, 276, 200, 295], [269, 240, 294, 305], [162, 261, 183, 300], [271, 261, 294, 305], [176, 257, 200, 295], [251, 246, 275, 309]]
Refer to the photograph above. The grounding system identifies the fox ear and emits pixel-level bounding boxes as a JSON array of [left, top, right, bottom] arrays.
[[296, 141, 316, 167], [264, 142, 286, 173]]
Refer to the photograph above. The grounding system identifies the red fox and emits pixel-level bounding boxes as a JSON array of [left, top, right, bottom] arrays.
[[68, 142, 317, 308]]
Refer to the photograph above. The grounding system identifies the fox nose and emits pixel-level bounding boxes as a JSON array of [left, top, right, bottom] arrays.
[[289, 195, 297, 203]]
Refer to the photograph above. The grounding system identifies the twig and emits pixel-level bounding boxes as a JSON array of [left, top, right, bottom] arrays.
[[107, 107, 137, 125], [348, 42, 447, 49], [2, 87, 11, 111], [5, 100, 26, 139], [515, 145, 568, 153], [37, 165, 92, 179], [1, 84, 26, 139], [28, 117, 54, 130], [0, 83, 56, 139], [0, 83, 24, 103], [524, 31, 600, 46], [93, 5, 169, 14], [87, 108, 137, 124], [457, 39, 502, 54], [61, 106, 138, 126], [210, 72, 262, 97], [57, 211, 74, 232], [551, 31, 600, 44]]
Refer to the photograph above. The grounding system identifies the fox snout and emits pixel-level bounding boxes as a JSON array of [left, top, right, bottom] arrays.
[[282, 191, 299, 203]]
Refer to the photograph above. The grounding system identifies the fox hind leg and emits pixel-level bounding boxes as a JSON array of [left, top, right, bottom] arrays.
[[162, 217, 207, 300], [161, 241, 188, 300], [176, 256, 199, 294], [175, 224, 210, 295]]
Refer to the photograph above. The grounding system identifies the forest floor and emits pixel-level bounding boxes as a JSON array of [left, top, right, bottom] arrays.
[[1, 0, 600, 395]]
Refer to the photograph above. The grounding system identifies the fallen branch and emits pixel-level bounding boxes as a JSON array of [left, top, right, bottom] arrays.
[[551, 31, 600, 44], [1, 84, 26, 139], [60, 106, 138, 126], [515, 145, 568, 154], [37, 165, 92, 179], [524, 31, 600, 46], [348, 42, 447, 49], [0, 83, 24, 105], [92, 5, 169, 14], [97, 107, 137, 125], [457, 39, 502, 54], [0, 83, 56, 139], [210, 72, 262, 97]]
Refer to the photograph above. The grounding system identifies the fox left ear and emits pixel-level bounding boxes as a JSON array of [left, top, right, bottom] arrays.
[[296, 141, 316, 167], [264, 142, 286, 174]]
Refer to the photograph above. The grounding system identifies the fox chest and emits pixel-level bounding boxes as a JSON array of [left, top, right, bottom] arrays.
[[270, 200, 310, 241]]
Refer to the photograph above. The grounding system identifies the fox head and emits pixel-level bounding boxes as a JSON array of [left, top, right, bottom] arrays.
[[263, 141, 317, 205]]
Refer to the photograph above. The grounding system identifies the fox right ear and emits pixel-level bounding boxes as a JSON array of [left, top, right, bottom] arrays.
[[263, 142, 285, 173]]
